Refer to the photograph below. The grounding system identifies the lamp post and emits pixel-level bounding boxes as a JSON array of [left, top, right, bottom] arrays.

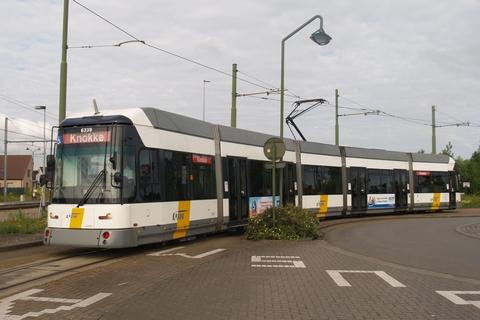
[[280, 15, 331, 139], [26, 146, 40, 196], [35, 105, 47, 209], [202, 80, 211, 121], [35, 106, 47, 171], [279, 15, 331, 206]]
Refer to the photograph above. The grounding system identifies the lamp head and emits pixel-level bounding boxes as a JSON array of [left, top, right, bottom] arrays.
[[310, 26, 332, 46], [35, 105, 46, 110]]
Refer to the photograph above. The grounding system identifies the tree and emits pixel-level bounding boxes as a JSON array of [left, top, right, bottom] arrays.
[[456, 145, 480, 195], [441, 141, 454, 158]]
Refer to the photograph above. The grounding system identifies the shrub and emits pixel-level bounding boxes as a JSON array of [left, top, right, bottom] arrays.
[[246, 204, 319, 240]]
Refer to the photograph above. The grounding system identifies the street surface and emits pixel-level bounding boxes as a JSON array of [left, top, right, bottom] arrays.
[[1, 210, 480, 319], [325, 216, 480, 280]]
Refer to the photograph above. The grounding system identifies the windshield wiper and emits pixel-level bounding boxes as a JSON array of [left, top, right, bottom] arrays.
[[77, 169, 105, 208]]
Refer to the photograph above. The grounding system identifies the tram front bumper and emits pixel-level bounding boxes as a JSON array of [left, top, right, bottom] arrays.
[[43, 227, 138, 248]]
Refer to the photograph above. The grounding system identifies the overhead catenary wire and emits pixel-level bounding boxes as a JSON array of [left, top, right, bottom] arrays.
[[71, 0, 278, 92], [243, 95, 299, 104], [0, 128, 47, 140], [0, 94, 58, 121], [339, 95, 474, 128], [8, 118, 53, 132]]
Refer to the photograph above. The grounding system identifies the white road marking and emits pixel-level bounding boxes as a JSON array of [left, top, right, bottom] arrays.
[[436, 291, 480, 310], [326, 270, 406, 287], [0, 289, 112, 320], [148, 247, 226, 259], [147, 246, 186, 256], [251, 256, 306, 268]]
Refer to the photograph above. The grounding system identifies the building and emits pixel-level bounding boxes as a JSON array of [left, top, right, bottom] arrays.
[[0, 155, 34, 194]]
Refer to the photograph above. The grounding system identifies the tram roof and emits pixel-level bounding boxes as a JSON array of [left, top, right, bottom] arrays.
[[61, 108, 453, 164]]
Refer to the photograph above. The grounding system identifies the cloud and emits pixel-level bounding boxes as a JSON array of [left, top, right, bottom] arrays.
[[0, 0, 479, 162]]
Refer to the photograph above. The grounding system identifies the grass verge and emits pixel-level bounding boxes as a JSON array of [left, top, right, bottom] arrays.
[[461, 194, 480, 208], [0, 211, 46, 234]]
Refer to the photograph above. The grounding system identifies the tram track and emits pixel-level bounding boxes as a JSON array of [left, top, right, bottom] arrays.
[[0, 247, 128, 293]]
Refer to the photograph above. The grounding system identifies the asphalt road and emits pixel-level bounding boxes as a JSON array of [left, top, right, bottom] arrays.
[[325, 216, 480, 280]]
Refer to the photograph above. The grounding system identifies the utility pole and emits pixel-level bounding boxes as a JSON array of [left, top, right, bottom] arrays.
[[59, 0, 69, 123], [335, 89, 339, 145], [231, 63, 238, 127], [202, 80, 210, 121], [432, 105, 436, 154], [3, 118, 7, 202]]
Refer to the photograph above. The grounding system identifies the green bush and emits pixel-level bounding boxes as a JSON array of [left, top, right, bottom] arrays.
[[246, 204, 319, 240], [461, 194, 480, 208], [0, 211, 47, 234]]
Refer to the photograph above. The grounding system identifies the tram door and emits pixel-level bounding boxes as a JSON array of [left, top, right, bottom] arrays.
[[350, 167, 367, 212], [394, 169, 408, 210], [449, 171, 457, 208], [282, 164, 296, 205], [227, 157, 249, 223]]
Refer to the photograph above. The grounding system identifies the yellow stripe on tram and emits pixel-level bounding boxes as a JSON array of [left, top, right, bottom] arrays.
[[317, 194, 329, 219], [69, 208, 85, 229], [432, 192, 441, 211], [173, 200, 191, 239]]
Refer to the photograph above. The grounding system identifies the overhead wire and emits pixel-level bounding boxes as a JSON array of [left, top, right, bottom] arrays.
[[8, 117, 53, 132], [338, 95, 474, 128], [236, 69, 303, 99], [243, 95, 299, 104], [71, 0, 277, 92], [0, 94, 58, 120], [0, 128, 45, 140]]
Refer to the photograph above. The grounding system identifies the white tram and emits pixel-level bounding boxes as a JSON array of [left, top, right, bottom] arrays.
[[43, 108, 461, 247]]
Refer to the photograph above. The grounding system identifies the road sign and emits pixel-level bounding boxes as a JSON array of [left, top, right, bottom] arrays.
[[263, 137, 285, 161]]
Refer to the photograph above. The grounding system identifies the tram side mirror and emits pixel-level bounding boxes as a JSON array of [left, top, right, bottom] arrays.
[[39, 174, 46, 186], [109, 151, 117, 170], [113, 172, 123, 185], [44, 155, 55, 189]]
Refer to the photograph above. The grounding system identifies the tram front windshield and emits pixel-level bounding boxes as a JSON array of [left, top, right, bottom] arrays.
[[52, 125, 133, 204]]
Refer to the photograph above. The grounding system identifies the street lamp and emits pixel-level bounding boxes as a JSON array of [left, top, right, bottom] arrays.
[[280, 15, 331, 139], [279, 15, 331, 207], [35, 106, 46, 172], [25, 146, 41, 189], [203, 80, 211, 121]]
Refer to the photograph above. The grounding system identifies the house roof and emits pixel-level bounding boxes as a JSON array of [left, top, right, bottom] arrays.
[[0, 155, 33, 180]]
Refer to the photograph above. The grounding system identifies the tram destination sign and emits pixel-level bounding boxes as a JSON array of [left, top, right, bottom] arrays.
[[63, 130, 111, 144]]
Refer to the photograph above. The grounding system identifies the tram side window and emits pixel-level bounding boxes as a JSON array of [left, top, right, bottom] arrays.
[[415, 171, 449, 193], [191, 154, 216, 199], [302, 165, 342, 195], [139, 149, 161, 201], [248, 160, 274, 196], [164, 151, 190, 201], [367, 169, 394, 194]]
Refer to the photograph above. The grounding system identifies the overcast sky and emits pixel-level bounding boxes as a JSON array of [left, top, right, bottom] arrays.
[[1, 0, 479, 169]]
